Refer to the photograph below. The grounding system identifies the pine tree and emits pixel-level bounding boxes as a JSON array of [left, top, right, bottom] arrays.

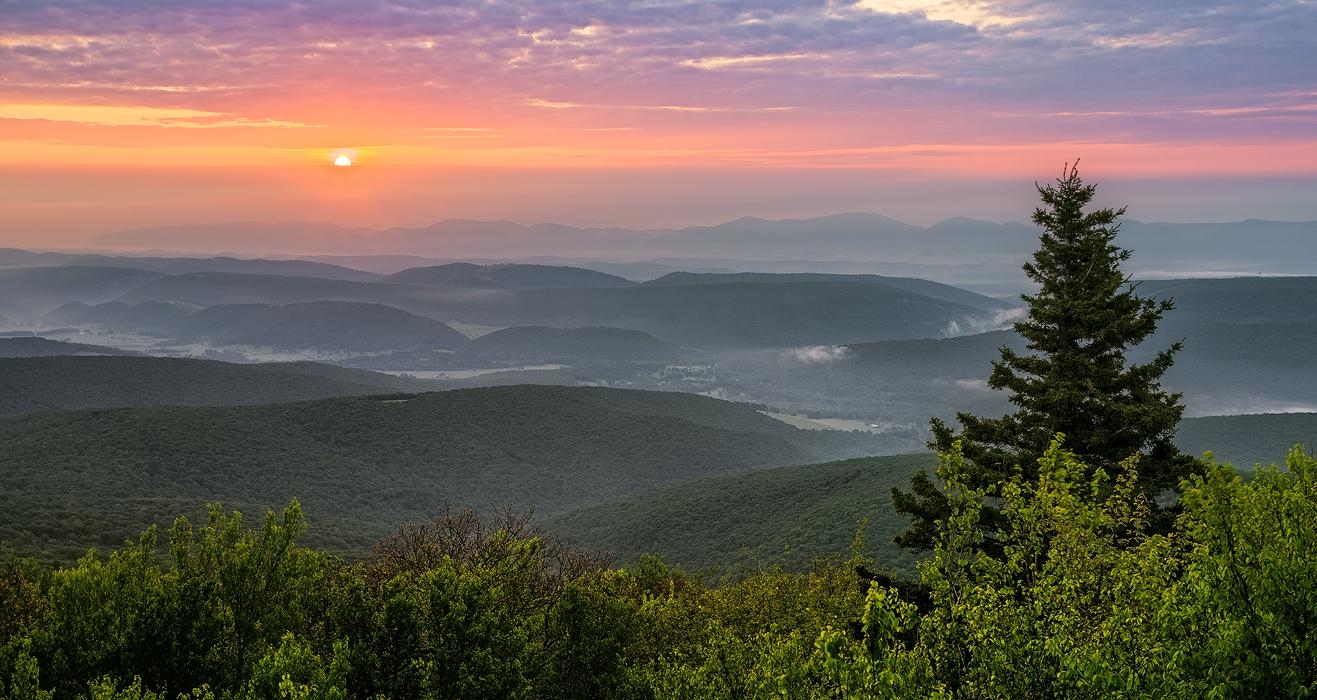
[[893, 163, 1196, 551]]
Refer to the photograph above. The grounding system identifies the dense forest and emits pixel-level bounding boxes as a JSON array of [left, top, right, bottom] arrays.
[[0, 386, 891, 565]]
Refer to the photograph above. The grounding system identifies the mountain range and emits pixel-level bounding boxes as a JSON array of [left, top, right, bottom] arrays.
[[84, 214, 1317, 279]]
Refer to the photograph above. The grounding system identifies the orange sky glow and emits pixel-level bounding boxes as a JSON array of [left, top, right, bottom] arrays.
[[2, 0, 1315, 249]]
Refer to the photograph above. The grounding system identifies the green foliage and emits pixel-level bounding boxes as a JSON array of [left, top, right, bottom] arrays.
[[897, 165, 1192, 550], [1172, 446, 1317, 696], [1, 637, 54, 700], [86, 675, 164, 700], [238, 634, 348, 700], [815, 585, 946, 698], [0, 446, 1313, 697], [888, 438, 1317, 698]]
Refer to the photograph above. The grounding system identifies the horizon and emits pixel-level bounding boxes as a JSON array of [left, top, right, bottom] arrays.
[[12, 207, 1317, 258]]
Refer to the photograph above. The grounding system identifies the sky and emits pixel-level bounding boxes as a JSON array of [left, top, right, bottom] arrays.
[[1, 0, 1315, 249]]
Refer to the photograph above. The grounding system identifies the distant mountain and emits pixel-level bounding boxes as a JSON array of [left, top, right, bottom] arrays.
[[0, 248, 75, 268], [388, 262, 634, 289], [724, 295, 1317, 427], [90, 214, 978, 260], [179, 301, 467, 351], [91, 221, 379, 255], [0, 248, 382, 282], [67, 254, 384, 282], [465, 281, 1004, 348], [1141, 277, 1317, 325], [45, 300, 194, 334], [0, 386, 891, 562], [465, 326, 678, 362], [110, 271, 1010, 348], [1122, 220, 1317, 274], [42, 299, 469, 353], [0, 266, 165, 314], [0, 337, 138, 358], [116, 271, 405, 307], [643, 271, 1014, 313], [91, 215, 1317, 278], [0, 356, 429, 416]]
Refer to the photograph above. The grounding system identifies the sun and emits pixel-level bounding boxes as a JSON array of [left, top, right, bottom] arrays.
[[333, 154, 353, 167]]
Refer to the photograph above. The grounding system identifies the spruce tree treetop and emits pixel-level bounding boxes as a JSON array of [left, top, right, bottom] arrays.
[[893, 163, 1195, 551]]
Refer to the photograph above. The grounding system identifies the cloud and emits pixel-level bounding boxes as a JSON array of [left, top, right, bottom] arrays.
[[0, 103, 317, 129], [953, 378, 990, 391], [0, 0, 1313, 166], [943, 306, 1026, 336], [784, 345, 852, 364]]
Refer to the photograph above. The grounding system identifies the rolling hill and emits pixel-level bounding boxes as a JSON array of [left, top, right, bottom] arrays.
[[1174, 412, 1317, 468], [116, 271, 408, 307], [0, 355, 430, 416], [465, 326, 679, 362], [0, 249, 382, 282], [67, 254, 384, 282], [0, 266, 165, 314], [45, 300, 194, 334], [548, 454, 930, 573], [547, 411, 1317, 574], [0, 386, 891, 563], [388, 262, 634, 289], [111, 272, 1012, 348], [0, 337, 138, 358], [463, 281, 1004, 348], [1141, 277, 1317, 325], [643, 271, 1015, 313], [178, 301, 467, 351]]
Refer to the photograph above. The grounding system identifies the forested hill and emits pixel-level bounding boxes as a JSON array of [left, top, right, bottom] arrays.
[[0, 385, 889, 563], [465, 325, 679, 361], [549, 453, 930, 574], [642, 271, 1013, 312], [549, 411, 1317, 575], [0, 356, 431, 416], [387, 262, 635, 288], [0, 336, 138, 358]]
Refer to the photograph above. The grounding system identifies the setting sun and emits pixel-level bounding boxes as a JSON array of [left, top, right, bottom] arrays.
[[333, 154, 352, 167]]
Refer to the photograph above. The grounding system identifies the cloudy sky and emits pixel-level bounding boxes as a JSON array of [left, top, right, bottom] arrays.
[[2, 0, 1315, 247]]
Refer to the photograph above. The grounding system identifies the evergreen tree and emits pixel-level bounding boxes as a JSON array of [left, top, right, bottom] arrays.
[[893, 163, 1196, 551]]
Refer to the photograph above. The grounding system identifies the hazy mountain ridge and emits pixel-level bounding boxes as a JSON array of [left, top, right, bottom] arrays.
[[179, 301, 468, 351], [387, 262, 635, 289], [0, 266, 166, 312], [466, 326, 679, 362], [0, 248, 383, 281], [89, 215, 1317, 276], [6, 264, 1013, 350]]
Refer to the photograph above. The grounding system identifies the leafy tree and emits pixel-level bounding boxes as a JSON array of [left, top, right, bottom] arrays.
[[894, 163, 1195, 550]]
